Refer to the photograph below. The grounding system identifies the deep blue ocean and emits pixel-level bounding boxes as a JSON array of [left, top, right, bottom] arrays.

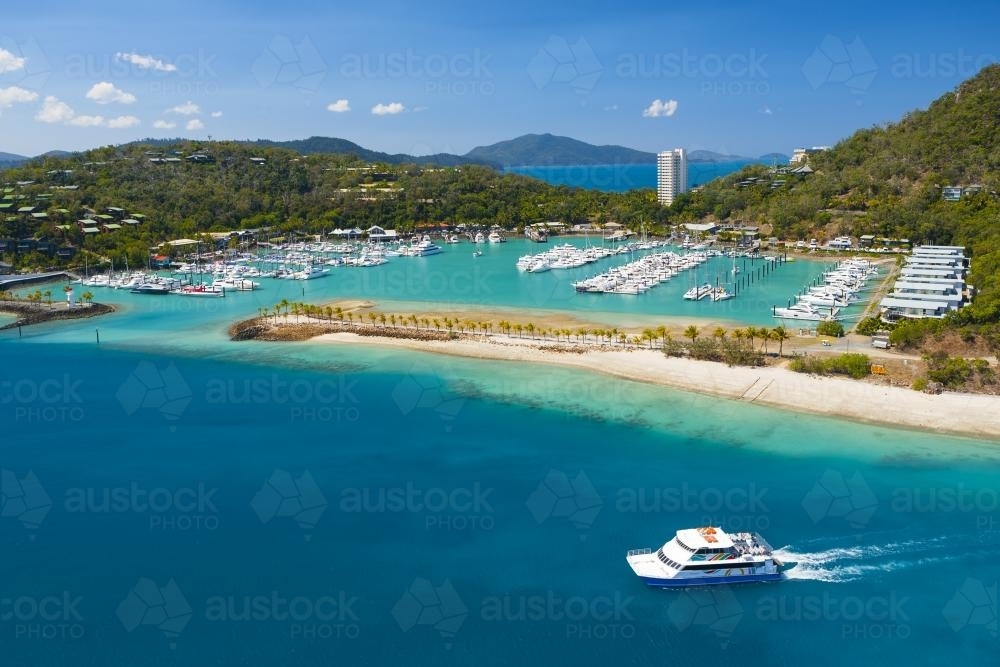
[[2, 243, 999, 665], [505, 160, 759, 191]]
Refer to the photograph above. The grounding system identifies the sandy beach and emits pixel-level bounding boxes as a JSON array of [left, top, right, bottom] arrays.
[[309, 330, 1000, 439]]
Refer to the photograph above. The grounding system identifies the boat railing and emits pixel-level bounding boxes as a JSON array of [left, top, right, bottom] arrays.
[[627, 548, 652, 557]]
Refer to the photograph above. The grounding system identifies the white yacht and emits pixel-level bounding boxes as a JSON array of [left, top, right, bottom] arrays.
[[711, 286, 734, 301], [626, 526, 795, 587], [682, 282, 714, 300], [474, 232, 486, 243], [773, 302, 839, 321], [488, 231, 504, 243], [411, 237, 443, 256], [293, 265, 330, 280], [446, 235, 461, 244]]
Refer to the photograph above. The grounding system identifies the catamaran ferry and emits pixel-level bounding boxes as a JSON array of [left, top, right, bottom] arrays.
[[626, 526, 795, 587]]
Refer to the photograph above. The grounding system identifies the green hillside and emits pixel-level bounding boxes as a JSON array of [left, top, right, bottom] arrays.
[[673, 64, 1000, 328], [0, 140, 662, 270]]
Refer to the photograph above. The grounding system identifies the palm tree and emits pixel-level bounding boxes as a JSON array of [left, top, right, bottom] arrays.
[[409, 314, 419, 328], [656, 325, 668, 346], [279, 299, 290, 323], [390, 314, 397, 328], [771, 326, 789, 357], [44, 289, 52, 307], [713, 327, 727, 340], [733, 328, 746, 348], [433, 318, 441, 331], [379, 313, 387, 327], [335, 306, 344, 322], [421, 318, 430, 330], [82, 291, 93, 304], [347, 312, 354, 324], [577, 327, 588, 343], [325, 306, 333, 321], [745, 326, 757, 350], [513, 323, 523, 338], [526, 323, 535, 339], [684, 325, 700, 344], [642, 328, 655, 349]]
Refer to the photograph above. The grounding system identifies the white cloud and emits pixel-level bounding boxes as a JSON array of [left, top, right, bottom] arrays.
[[0, 86, 38, 107], [0, 48, 27, 72], [186, 119, 204, 131], [371, 102, 405, 116], [167, 100, 200, 115], [35, 96, 75, 124], [108, 115, 141, 129], [115, 52, 177, 72], [86, 81, 137, 105], [69, 115, 105, 127], [759, 105, 773, 115], [210, 110, 223, 118], [326, 99, 350, 113], [153, 119, 176, 129], [642, 98, 679, 118]]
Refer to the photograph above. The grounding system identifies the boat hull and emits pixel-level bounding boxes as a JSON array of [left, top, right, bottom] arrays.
[[637, 572, 784, 587]]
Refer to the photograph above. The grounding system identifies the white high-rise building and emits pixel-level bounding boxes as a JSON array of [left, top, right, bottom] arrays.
[[657, 148, 687, 206]]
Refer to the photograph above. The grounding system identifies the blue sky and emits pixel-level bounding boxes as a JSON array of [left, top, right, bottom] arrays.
[[1, 0, 998, 157]]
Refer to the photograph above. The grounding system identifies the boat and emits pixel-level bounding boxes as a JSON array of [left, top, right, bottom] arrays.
[[293, 265, 330, 280], [130, 283, 171, 295], [474, 232, 485, 244], [172, 284, 224, 298], [711, 286, 733, 301], [772, 302, 839, 321], [411, 237, 443, 256], [488, 231, 505, 243], [626, 526, 795, 587], [446, 235, 461, 244], [682, 282, 714, 300], [473, 250, 483, 257]]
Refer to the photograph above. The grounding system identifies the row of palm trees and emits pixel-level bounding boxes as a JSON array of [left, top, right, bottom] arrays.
[[675, 324, 792, 357], [256, 300, 793, 354]]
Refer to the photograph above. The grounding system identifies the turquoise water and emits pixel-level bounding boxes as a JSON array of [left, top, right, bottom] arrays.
[[27, 240, 869, 338], [2, 254, 998, 665], [505, 160, 761, 191]]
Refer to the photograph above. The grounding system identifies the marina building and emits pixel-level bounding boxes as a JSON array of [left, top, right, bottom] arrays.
[[879, 245, 972, 320], [657, 149, 687, 206]]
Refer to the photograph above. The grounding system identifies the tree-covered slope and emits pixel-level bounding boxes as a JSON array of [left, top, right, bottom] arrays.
[[673, 64, 1000, 324]]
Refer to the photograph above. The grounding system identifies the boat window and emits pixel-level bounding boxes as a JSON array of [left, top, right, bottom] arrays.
[[674, 538, 696, 552]]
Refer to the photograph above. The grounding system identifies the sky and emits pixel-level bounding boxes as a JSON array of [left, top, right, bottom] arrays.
[[1, 0, 999, 158]]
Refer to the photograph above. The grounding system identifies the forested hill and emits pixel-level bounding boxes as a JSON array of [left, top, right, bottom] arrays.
[[0, 140, 663, 269], [672, 64, 1000, 324]]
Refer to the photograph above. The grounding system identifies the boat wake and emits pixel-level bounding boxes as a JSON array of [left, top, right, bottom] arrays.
[[774, 536, 964, 583]]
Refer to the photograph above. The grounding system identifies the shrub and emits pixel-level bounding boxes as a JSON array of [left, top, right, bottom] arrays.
[[826, 353, 872, 379], [854, 317, 883, 336], [912, 376, 929, 392], [816, 320, 845, 338]]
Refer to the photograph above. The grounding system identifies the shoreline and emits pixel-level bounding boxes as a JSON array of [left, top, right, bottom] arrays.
[[233, 317, 1000, 440]]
